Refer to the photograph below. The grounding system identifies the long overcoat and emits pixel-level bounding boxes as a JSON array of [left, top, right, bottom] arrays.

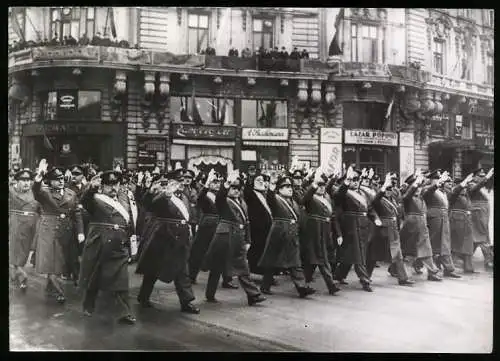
[[78, 187, 132, 292], [449, 184, 474, 256], [299, 185, 335, 266], [326, 180, 343, 256], [334, 183, 379, 265], [184, 186, 199, 232], [244, 185, 273, 275], [189, 187, 219, 274], [202, 186, 251, 277], [469, 177, 491, 245], [9, 186, 40, 266], [399, 184, 433, 258], [258, 192, 302, 269], [32, 180, 83, 275], [423, 184, 452, 256], [366, 189, 404, 262], [136, 192, 192, 283]]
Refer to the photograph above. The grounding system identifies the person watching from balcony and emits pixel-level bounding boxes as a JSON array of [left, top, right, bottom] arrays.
[[290, 47, 300, 60], [119, 40, 130, 48], [62, 35, 68, 46], [228, 47, 238, 57], [279, 46, 289, 59], [101, 33, 112, 47], [241, 47, 252, 58], [271, 46, 280, 59], [41, 38, 49, 46], [91, 32, 102, 46], [79, 33, 90, 46], [67, 34, 77, 46], [205, 45, 216, 56], [50, 33, 59, 46], [300, 49, 309, 59]]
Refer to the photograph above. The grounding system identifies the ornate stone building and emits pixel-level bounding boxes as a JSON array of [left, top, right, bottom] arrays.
[[8, 7, 493, 179]]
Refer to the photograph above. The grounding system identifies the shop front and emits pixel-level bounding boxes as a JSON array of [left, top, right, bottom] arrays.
[[170, 123, 237, 176], [21, 122, 125, 170], [241, 127, 289, 172]]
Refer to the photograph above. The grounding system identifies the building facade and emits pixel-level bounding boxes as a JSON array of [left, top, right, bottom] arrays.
[[8, 7, 494, 180]]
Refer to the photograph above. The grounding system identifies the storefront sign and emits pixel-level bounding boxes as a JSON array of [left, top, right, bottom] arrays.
[[137, 137, 167, 170], [22, 122, 122, 136], [172, 124, 236, 140], [399, 147, 415, 186], [320, 128, 342, 144], [57, 90, 78, 113], [32, 46, 100, 61], [399, 132, 414, 147], [455, 115, 463, 137], [344, 129, 398, 147], [320, 143, 342, 175], [242, 128, 289, 141], [468, 103, 493, 117]]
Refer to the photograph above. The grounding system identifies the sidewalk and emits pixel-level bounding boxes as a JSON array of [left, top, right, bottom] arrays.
[[21, 251, 493, 352]]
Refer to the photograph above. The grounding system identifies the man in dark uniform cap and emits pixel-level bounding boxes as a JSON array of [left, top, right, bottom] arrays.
[[136, 170, 200, 314], [78, 170, 136, 324]]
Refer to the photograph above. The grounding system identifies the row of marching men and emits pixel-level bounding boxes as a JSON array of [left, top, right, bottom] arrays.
[[9, 159, 494, 325]]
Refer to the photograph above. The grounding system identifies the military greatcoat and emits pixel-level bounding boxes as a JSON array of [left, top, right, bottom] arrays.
[[258, 192, 302, 269], [32, 180, 84, 275], [202, 186, 251, 277], [78, 186, 132, 292], [448, 184, 474, 256], [423, 184, 452, 256], [399, 184, 433, 258], [469, 177, 491, 245], [9, 186, 40, 266]]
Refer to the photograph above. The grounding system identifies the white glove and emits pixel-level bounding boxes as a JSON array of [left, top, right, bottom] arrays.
[[137, 171, 144, 184], [77, 233, 85, 243], [461, 173, 474, 187], [368, 168, 375, 180], [130, 235, 138, 256], [313, 169, 324, 184], [37, 159, 48, 176], [381, 173, 393, 191], [374, 219, 382, 227], [205, 169, 217, 187], [244, 243, 251, 251], [361, 168, 368, 179], [89, 173, 102, 188], [337, 237, 343, 246], [486, 168, 494, 178]]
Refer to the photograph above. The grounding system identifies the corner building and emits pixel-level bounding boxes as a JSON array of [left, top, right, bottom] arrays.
[[8, 8, 493, 180]]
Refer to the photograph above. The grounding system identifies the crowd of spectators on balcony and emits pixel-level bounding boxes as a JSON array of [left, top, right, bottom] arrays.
[[223, 46, 310, 60]]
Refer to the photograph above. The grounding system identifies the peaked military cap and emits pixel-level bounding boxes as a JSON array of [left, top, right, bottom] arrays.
[[70, 164, 84, 174], [427, 169, 441, 179], [290, 169, 304, 179], [45, 167, 65, 181], [101, 170, 122, 185], [404, 174, 417, 185], [276, 176, 292, 189], [15, 168, 35, 180]]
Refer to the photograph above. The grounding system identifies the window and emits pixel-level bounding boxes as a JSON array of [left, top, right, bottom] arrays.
[[462, 117, 473, 139], [433, 40, 445, 74], [253, 18, 274, 50], [458, 9, 472, 18], [488, 10, 494, 27], [85, 7, 95, 37], [50, 7, 90, 40], [241, 100, 287, 128], [188, 13, 209, 54], [342, 102, 394, 131], [486, 54, 493, 85], [170, 97, 234, 124], [351, 24, 380, 63], [39, 90, 101, 120], [292, 16, 319, 59], [351, 24, 358, 62]]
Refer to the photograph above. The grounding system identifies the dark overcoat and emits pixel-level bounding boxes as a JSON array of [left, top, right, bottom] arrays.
[[333, 183, 379, 265], [78, 187, 132, 292], [449, 184, 474, 256], [366, 189, 404, 262], [258, 192, 301, 269], [9, 186, 40, 266], [299, 185, 335, 266], [469, 177, 491, 244], [183, 186, 199, 229], [189, 187, 219, 272], [244, 185, 273, 274], [32, 180, 84, 275], [399, 184, 433, 258], [136, 191, 192, 283], [423, 184, 452, 256], [202, 186, 251, 277]]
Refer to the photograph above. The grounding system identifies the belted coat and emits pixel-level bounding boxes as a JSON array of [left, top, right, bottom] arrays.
[[244, 184, 273, 275], [202, 186, 251, 277], [9, 186, 40, 266], [258, 192, 302, 269], [299, 185, 335, 266], [399, 184, 433, 258], [423, 184, 452, 256], [448, 184, 474, 256], [78, 186, 132, 292], [333, 183, 380, 265], [32, 180, 84, 275], [469, 177, 491, 244], [189, 187, 219, 273], [136, 191, 192, 283]]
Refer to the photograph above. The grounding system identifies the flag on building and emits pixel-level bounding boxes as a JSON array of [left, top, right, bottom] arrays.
[[191, 85, 203, 125], [109, 7, 117, 38], [328, 8, 344, 56], [219, 98, 226, 124], [211, 100, 217, 123], [180, 98, 190, 122], [385, 95, 395, 120], [10, 7, 25, 42]]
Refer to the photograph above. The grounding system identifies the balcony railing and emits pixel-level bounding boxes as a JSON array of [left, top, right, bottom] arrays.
[[429, 73, 494, 96]]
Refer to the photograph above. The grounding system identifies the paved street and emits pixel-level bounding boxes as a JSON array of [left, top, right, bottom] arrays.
[[10, 250, 493, 352]]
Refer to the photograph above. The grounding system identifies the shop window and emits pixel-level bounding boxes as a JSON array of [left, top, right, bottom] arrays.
[[170, 96, 234, 124], [241, 100, 287, 128], [39, 90, 101, 121], [188, 12, 209, 54], [342, 102, 393, 131], [253, 147, 288, 170], [253, 18, 274, 50], [433, 39, 445, 74]]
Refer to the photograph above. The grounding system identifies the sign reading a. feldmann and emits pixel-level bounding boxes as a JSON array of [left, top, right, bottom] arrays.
[[172, 124, 236, 140], [242, 128, 289, 141], [344, 129, 398, 147]]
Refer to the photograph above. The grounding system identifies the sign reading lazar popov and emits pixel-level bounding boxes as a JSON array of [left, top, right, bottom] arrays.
[[344, 129, 398, 147]]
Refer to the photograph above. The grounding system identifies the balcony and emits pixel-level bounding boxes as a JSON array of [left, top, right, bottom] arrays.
[[428, 73, 494, 99]]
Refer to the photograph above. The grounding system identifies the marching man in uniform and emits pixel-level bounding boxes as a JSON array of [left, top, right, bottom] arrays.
[[9, 168, 40, 291], [78, 170, 137, 324], [32, 159, 84, 304]]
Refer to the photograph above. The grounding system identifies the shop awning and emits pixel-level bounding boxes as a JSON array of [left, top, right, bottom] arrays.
[[172, 139, 236, 147], [428, 139, 494, 154], [243, 141, 289, 147]]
